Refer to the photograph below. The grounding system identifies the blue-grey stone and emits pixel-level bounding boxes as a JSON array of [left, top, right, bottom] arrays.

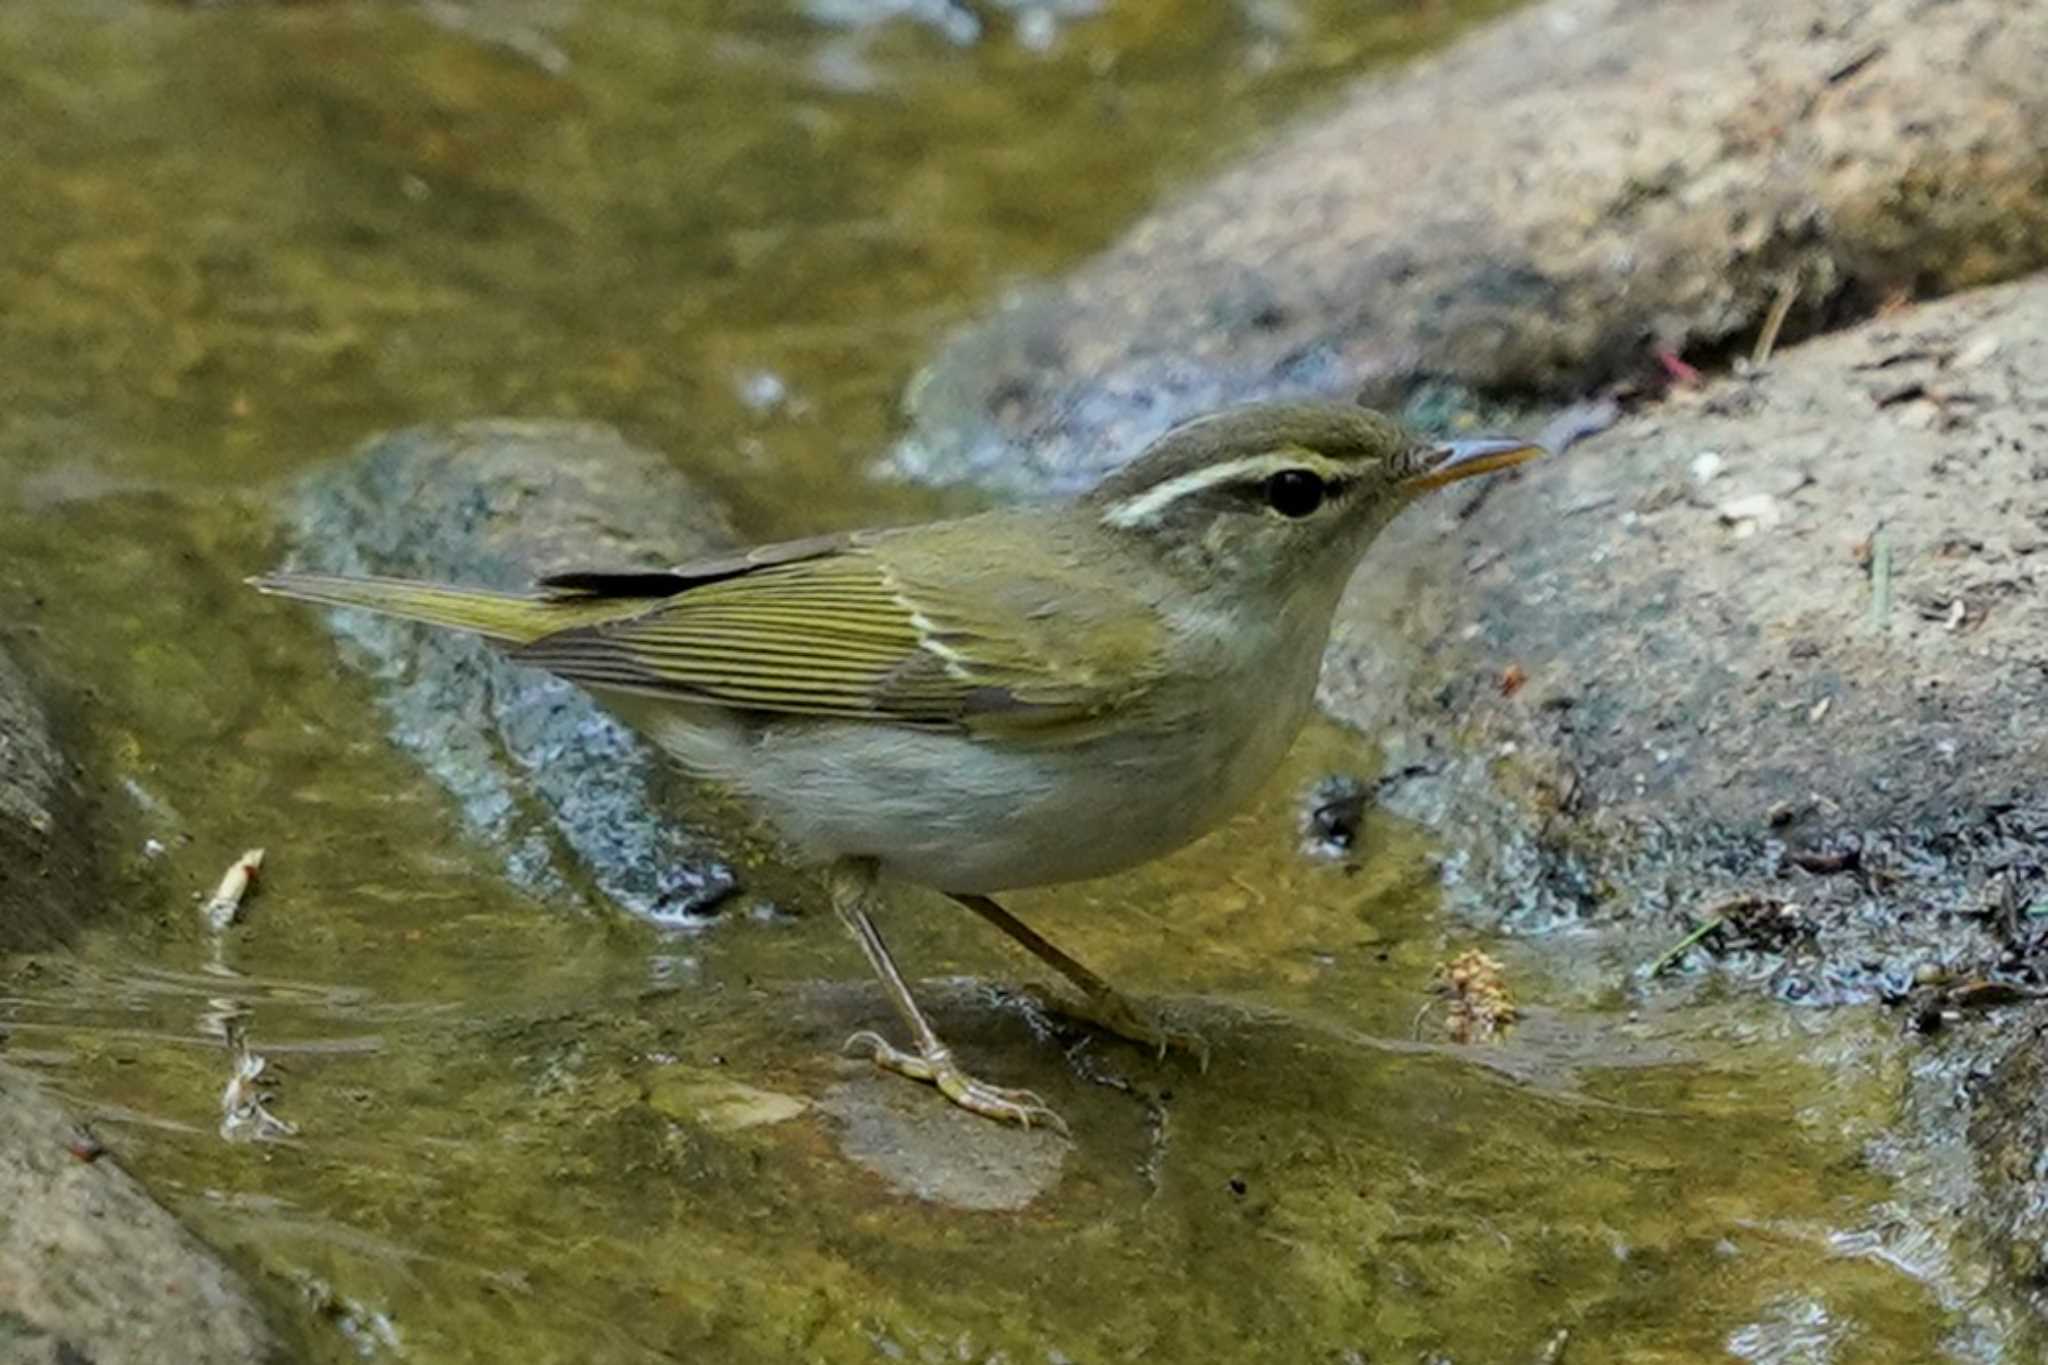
[[280, 420, 741, 924]]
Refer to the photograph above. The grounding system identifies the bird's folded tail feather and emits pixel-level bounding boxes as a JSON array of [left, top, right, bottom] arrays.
[[246, 572, 620, 644]]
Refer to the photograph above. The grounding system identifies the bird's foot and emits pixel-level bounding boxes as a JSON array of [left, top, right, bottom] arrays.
[[843, 1031, 1069, 1135], [1032, 989, 1211, 1071]]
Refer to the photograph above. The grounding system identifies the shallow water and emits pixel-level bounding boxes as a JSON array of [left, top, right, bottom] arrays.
[[1, 700, 1974, 1361], [0, 0, 2007, 1359]]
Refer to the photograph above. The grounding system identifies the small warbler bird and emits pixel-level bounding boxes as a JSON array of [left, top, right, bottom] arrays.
[[252, 402, 1541, 1132]]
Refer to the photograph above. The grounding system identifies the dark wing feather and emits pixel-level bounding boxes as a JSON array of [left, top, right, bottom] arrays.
[[537, 533, 851, 600]]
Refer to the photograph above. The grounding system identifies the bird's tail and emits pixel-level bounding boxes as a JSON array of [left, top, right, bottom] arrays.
[[247, 571, 618, 644]]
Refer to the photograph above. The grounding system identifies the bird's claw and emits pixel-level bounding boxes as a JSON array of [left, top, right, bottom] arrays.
[[844, 1032, 1069, 1135], [1031, 989, 1212, 1071]]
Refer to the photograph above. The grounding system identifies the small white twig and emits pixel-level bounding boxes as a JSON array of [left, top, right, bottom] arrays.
[[202, 848, 265, 931]]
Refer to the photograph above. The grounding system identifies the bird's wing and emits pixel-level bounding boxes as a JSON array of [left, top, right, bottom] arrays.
[[512, 532, 1170, 742]]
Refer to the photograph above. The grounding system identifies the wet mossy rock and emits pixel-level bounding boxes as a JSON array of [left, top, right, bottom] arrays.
[[0, 644, 95, 952], [893, 0, 2048, 493], [280, 420, 744, 923]]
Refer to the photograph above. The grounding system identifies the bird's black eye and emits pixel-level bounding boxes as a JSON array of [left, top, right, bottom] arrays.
[[1263, 468, 1327, 518]]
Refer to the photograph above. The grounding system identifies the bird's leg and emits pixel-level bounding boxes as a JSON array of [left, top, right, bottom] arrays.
[[830, 858, 1066, 1133], [946, 892, 1210, 1069]]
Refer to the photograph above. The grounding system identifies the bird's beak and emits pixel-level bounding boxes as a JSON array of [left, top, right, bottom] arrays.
[[1400, 437, 1546, 494]]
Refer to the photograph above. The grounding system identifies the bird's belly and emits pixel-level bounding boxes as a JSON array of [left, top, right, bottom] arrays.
[[729, 706, 1304, 893], [615, 675, 1314, 894]]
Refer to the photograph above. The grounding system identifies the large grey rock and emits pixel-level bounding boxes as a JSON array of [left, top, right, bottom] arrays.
[[1320, 276, 2048, 974], [891, 0, 2048, 494], [0, 646, 93, 953], [0, 1068, 285, 1365], [279, 420, 744, 923]]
